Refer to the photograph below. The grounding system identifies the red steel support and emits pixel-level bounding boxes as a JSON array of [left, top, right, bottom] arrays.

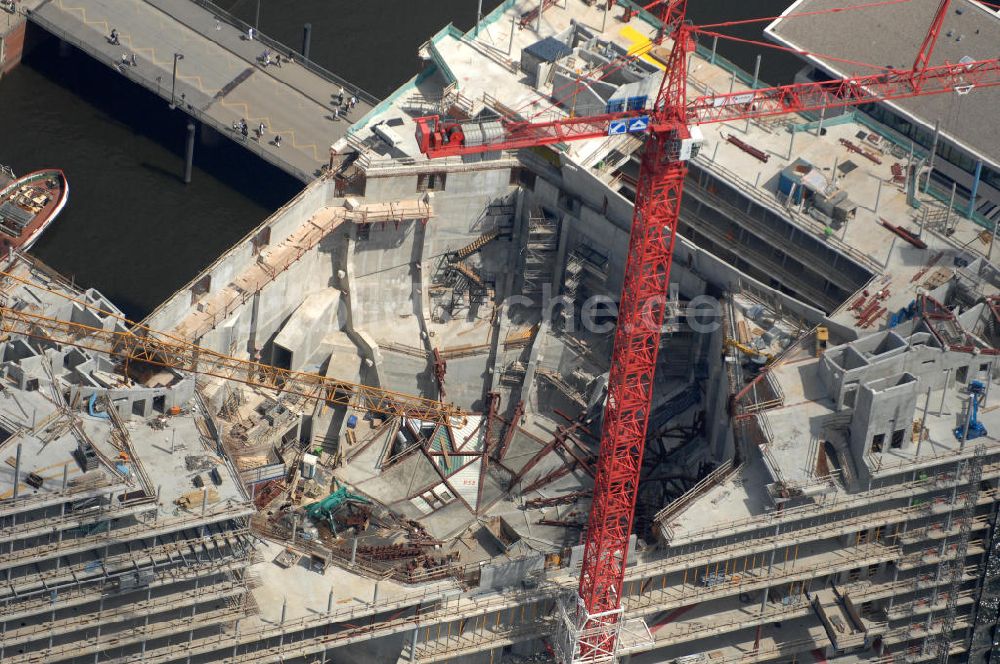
[[577, 16, 691, 655], [911, 0, 952, 89]]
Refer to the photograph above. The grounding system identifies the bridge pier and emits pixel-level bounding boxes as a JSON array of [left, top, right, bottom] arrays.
[[302, 23, 312, 62], [184, 120, 196, 184]]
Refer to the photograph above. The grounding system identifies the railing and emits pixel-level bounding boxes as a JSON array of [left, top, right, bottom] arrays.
[[693, 154, 884, 275], [24, 8, 316, 183], [654, 459, 737, 531], [661, 459, 1000, 547], [180, 0, 379, 107]]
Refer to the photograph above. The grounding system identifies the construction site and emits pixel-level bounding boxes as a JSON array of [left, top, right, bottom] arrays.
[[2, 0, 1000, 663]]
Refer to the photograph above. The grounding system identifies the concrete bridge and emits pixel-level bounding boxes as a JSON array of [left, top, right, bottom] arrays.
[[18, 0, 378, 182]]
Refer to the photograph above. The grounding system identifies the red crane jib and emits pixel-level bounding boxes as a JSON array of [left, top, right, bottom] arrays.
[[412, 4, 1000, 658], [415, 57, 1000, 158]]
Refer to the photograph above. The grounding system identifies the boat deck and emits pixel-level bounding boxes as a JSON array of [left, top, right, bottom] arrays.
[[0, 169, 67, 253]]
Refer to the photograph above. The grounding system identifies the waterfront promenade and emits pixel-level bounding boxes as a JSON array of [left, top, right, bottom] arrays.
[[22, 0, 377, 182]]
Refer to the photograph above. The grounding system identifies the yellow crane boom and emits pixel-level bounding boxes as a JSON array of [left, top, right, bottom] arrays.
[[724, 337, 774, 364], [0, 301, 464, 427]]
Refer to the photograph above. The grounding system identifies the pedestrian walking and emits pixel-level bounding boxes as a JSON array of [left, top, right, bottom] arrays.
[[247, 26, 254, 41], [274, 135, 282, 148], [333, 106, 339, 121], [257, 122, 266, 139], [337, 86, 345, 106], [241, 124, 249, 142], [130, 53, 137, 67], [349, 95, 357, 110], [109, 29, 120, 45]]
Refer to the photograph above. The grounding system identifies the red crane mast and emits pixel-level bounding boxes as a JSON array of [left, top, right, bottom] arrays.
[[414, 1, 1000, 660]]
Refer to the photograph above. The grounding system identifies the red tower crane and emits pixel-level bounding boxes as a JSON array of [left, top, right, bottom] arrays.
[[414, 0, 1000, 660]]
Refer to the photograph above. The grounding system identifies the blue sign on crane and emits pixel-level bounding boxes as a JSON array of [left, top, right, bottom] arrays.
[[608, 115, 650, 136], [627, 116, 649, 132]]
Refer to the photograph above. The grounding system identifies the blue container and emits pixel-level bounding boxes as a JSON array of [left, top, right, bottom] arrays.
[[347, 414, 358, 429]]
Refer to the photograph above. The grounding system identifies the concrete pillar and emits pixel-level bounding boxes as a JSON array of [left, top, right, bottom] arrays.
[[946, 181, 957, 232], [917, 387, 931, 456], [302, 23, 312, 61], [12, 442, 20, 499], [350, 537, 358, 566], [507, 12, 516, 55], [924, 119, 940, 193], [327, 588, 335, 613], [476, 0, 483, 36], [551, 213, 572, 292], [941, 367, 952, 414], [183, 121, 196, 185], [967, 160, 984, 219], [745, 55, 761, 133], [409, 626, 420, 661]]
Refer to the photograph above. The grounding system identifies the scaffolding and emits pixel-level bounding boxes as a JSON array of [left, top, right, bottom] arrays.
[[935, 444, 985, 662], [522, 208, 560, 296]]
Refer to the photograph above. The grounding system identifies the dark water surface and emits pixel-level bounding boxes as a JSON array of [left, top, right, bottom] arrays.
[[0, 0, 797, 320]]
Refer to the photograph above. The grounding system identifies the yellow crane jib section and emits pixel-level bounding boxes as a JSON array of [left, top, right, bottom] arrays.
[[0, 305, 465, 427]]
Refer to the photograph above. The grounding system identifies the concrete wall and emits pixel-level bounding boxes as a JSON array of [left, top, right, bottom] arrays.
[[819, 327, 980, 412], [144, 178, 337, 357], [534, 152, 829, 330], [0, 16, 26, 77], [848, 372, 919, 462]]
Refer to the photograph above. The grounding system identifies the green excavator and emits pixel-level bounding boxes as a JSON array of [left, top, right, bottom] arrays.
[[304, 482, 372, 536]]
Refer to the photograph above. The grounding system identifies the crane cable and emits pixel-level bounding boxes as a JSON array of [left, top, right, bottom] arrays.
[[690, 27, 898, 72], [694, 0, 917, 30]]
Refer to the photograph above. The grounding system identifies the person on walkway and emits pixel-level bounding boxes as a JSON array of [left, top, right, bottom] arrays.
[[274, 135, 282, 148], [337, 86, 345, 106], [257, 122, 266, 140], [349, 95, 358, 111], [241, 124, 249, 142], [130, 53, 137, 67], [247, 26, 254, 41], [109, 29, 120, 45]]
